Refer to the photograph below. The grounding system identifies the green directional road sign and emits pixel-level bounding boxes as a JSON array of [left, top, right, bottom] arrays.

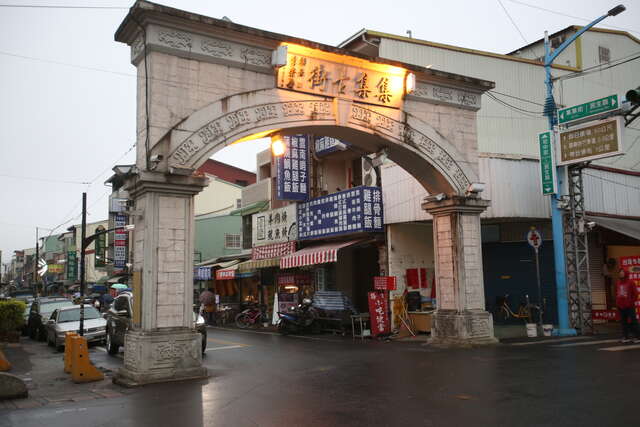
[[557, 94, 619, 124], [538, 131, 557, 195]]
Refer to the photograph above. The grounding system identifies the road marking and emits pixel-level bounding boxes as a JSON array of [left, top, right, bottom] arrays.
[[552, 339, 620, 348], [598, 344, 640, 352], [207, 337, 249, 347], [509, 336, 590, 346], [205, 345, 246, 352]]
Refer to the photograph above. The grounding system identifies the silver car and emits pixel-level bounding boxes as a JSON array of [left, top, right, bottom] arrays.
[[45, 305, 107, 351]]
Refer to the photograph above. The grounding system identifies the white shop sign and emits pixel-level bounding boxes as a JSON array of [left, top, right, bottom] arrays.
[[252, 204, 297, 247]]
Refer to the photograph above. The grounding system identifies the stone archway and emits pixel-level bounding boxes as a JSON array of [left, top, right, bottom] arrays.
[[114, 1, 497, 385]]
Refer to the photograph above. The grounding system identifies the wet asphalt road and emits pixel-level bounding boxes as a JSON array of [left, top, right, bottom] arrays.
[[3, 327, 640, 427]]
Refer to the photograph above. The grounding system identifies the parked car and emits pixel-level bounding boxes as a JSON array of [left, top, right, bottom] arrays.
[[27, 297, 74, 341], [45, 305, 107, 351], [104, 292, 207, 355]]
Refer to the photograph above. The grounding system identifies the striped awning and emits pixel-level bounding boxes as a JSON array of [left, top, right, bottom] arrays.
[[237, 257, 280, 272], [280, 239, 364, 269]]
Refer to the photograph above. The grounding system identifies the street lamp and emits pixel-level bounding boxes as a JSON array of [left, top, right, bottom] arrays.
[[78, 191, 134, 336], [543, 5, 625, 336]]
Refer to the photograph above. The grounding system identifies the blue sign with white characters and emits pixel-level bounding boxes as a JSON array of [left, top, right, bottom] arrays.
[[314, 136, 350, 156], [277, 135, 309, 201], [297, 186, 383, 240]]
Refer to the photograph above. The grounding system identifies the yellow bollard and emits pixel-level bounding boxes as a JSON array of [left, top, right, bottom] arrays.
[[0, 348, 11, 371], [63, 332, 78, 374], [69, 335, 104, 383]]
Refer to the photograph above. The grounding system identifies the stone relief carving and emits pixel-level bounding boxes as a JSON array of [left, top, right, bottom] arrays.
[[154, 340, 184, 362], [124, 336, 140, 370], [240, 47, 271, 66], [201, 38, 233, 57], [469, 318, 491, 337], [412, 83, 481, 110], [158, 30, 192, 50], [131, 37, 145, 59]]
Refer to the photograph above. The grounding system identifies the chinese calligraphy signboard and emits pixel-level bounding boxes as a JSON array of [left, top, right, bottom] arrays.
[[194, 267, 212, 281], [538, 131, 557, 195], [216, 268, 236, 281], [113, 214, 128, 270], [315, 136, 349, 156], [558, 117, 624, 166], [66, 251, 77, 281], [277, 52, 404, 109], [557, 94, 619, 124], [276, 135, 309, 201], [297, 186, 383, 240], [368, 291, 390, 336], [252, 204, 297, 247], [620, 255, 640, 320]]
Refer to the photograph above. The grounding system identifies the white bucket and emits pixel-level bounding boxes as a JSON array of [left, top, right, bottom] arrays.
[[543, 324, 553, 337], [526, 323, 538, 338]]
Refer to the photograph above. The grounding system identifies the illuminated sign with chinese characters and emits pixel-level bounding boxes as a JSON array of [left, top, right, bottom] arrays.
[[297, 186, 383, 240], [276, 135, 309, 201], [277, 50, 405, 109], [252, 204, 297, 247]]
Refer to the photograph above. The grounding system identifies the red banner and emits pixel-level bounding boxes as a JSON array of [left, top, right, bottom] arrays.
[[620, 255, 640, 320], [592, 309, 620, 321], [368, 291, 390, 337], [216, 269, 236, 280], [374, 276, 397, 291]]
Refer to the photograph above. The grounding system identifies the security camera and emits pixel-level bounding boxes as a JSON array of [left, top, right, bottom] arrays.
[[586, 221, 596, 230], [150, 154, 163, 163], [424, 193, 446, 202]]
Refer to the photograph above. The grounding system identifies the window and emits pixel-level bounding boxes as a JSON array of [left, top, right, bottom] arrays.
[[236, 199, 242, 209], [599, 46, 610, 64], [225, 234, 241, 249]]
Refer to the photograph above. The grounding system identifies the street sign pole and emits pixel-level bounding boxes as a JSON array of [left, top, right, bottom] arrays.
[[79, 192, 87, 337], [534, 247, 543, 330]]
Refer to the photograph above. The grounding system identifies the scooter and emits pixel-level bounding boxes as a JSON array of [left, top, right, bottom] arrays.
[[277, 298, 320, 335]]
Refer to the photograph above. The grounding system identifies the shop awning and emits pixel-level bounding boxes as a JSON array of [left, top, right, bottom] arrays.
[[229, 200, 269, 216], [280, 239, 366, 269], [586, 215, 640, 241], [237, 257, 280, 272]]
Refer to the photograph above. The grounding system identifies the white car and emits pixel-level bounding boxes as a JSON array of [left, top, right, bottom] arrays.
[[45, 304, 107, 351]]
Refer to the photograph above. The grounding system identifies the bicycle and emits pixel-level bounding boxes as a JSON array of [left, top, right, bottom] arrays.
[[493, 294, 543, 323], [235, 304, 265, 328]]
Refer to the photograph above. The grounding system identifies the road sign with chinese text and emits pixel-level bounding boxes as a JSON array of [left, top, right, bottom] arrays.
[[557, 117, 624, 166], [538, 131, 557, 195], [557, 94, 619, 124]]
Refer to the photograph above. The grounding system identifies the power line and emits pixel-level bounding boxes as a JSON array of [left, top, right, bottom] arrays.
[[583, 171, 640, 191], [0, 173, 90, 185], [0, 4, 127, 9], [488, 89, 545, 106], [557, 54, 640, 82], [486, 92, 544, 116], [497, 0, 530, 45], [87, 142, 136, 185], [505, 0, 640, 36]]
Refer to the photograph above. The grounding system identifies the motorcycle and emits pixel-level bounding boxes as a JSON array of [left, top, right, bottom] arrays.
[[277, 298, 320, 335]]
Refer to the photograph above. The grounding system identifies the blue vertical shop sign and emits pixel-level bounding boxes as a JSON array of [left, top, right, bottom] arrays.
[[297, 186, 383, 240], [277, 135, 309, 201]]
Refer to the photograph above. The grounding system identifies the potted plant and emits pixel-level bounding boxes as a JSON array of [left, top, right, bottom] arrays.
[[0, 300, 26, 343]]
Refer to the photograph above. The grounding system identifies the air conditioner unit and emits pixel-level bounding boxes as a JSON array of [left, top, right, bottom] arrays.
[[362, 156, 377, 187]]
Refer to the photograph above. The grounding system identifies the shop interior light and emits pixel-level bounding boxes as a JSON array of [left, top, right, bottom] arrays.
[[271, 137, 286, 157]]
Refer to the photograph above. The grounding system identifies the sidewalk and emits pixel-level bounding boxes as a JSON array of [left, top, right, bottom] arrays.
[[0, 339, 135, 411]]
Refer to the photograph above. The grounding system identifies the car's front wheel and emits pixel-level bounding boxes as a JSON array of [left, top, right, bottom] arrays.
[[106, 330, 119, 355], [54, 336, 64, 352]]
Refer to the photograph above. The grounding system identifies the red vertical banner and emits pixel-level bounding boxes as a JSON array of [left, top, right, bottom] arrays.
[[620, 255, 640, 320], [406, 268, 419, 289], [368, 291, 390, 337], [419, 268, 427, 288]]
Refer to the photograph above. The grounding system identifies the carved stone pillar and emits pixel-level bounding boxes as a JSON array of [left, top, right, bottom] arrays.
[[114, 171, 209, 386], [422, 196, 497, 346]]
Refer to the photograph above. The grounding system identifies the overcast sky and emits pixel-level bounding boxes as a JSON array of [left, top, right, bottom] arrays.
[[1, 0, 638, 265]]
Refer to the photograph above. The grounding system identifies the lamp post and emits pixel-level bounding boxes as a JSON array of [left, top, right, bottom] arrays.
[[544, 5, 625, 336], [78, 192, 134, 336]]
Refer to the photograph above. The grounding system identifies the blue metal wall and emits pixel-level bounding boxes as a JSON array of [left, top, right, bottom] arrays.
[[482, 241, 558, 324]]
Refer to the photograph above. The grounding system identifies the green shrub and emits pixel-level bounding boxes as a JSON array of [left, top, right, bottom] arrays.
[[0, 300, 26, 333]]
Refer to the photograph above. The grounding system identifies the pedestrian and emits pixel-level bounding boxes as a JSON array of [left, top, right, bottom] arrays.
[[199, 287, 216, 325], [616, 268, 640, 343]]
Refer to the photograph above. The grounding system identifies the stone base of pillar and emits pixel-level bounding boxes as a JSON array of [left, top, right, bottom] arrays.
[[429, 310, 499, 346], [113, 328, 208, 387]]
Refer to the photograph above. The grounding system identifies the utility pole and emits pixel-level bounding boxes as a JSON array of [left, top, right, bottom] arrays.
[[543, 4, 625, 335], [34, 227, 39, 294], [79, 193, 87, 336]]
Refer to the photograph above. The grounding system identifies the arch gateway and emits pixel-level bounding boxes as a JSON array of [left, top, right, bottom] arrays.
[[114, 1, 497, 385]]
